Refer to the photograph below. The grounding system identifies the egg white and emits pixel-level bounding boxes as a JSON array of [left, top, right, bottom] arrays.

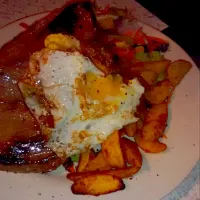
[[19, 50, 144, 157]]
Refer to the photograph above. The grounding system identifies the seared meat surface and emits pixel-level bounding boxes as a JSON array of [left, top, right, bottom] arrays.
[[0, 0, 93, 173]]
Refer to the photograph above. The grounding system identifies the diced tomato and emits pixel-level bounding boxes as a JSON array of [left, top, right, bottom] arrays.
[[134, 27, 147, 45], [112, 47, 135, 60], [67, 164, 76, 173], [146, 36, 169, 52], [124, 28, 147, 45]]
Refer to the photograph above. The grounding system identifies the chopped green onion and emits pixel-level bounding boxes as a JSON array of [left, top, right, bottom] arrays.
[[135, 51, 164, 62], [70, 154, 80, 162], [148, 51, 164, 61]]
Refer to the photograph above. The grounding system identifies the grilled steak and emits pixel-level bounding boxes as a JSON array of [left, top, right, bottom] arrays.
[[0, 0, 93, 173]]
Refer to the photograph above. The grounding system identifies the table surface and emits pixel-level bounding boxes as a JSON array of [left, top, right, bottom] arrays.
[[0, 0, 199, 200]]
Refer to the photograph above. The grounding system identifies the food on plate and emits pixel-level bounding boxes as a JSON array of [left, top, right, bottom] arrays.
[[101, 131, 125, 168], [141, 103, 168, 141], [140, 71, 158, 85], [85, 151, 111, 171], [77, 150, 91, 172], [167, 60, 192, 86], [144, 80, 173, 104], [0, 0, 192, 196], [124, 122, 137, 137], [67, 165, 141, 181], [120, 137, 142, 168], [71, 174, 125, 196], [134, 133, 167, 153], [19, 49, 144, 158]]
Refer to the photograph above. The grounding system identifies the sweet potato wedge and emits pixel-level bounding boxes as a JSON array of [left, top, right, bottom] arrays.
[[141, 71, 158, 85], [71, 174, 125, 196], [166, 60, 192, 86], [124, 122, 137, 137], [120, 138, 142, 168], [85, 151, 111, 171], [144, 79, 173, 104], [102, 131, 125, 168], [67, 166, 140, 181], [134, 133, 167, 153]]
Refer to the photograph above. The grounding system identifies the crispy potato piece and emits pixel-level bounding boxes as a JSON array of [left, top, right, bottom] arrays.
[[77, 150, 91, 172], [124, 122, 137, 137], [142, 103, 168, 141], [120, 138, 142, 168], [85, 152, 111, 171], [134, 133, 167, 153], [144, 80, 173, 104], [143, 60, 171, 74], [71, 174, 125, 196], [67, 166, 140, 181], [102, 131, 125, 168], [136, 118, 144, 131], [141, 71, 158, 85], [142, 121, 166, 141], [136, 95, 148, 121], [167, 60, 192, 86], [146, 103, 168, 123], [131, 60, 170, 74]]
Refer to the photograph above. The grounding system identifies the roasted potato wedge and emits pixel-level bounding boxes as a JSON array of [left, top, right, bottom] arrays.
[[124, 122, 137, 137], [146, 103, 168, 123], [67, 166, 140, 181], [120, 137, 142, 168], [166, 60, 192, 86], [143, 60, 171, 74], [144, 80, 173, 104], [141, 71, 158, 85], [134, 133, 167, 153], [71, 174, 125, 196], [77, 150, 91, 172], [142, 121, 166, 141], [141, 103, 168, 141], [131, 60, 170, 75], [102, 131, 125, 168], [85, 152, 111, 171], [136, 118, 144, 131]]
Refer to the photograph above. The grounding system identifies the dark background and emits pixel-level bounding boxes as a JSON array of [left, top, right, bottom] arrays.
[[136, 0, 200, 66]]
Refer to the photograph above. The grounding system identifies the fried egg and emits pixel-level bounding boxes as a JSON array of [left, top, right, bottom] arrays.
[[19, 47, 144, 158]]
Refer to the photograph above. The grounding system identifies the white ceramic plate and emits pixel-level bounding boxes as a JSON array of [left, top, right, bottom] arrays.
[[0, 13, 199, 200]]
